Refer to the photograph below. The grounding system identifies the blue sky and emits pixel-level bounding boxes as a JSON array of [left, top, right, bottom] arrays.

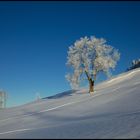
[[0, 1, 140, 107]]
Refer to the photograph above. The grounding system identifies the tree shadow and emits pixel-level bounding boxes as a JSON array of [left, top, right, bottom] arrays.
[[42, 89, 78, 99]]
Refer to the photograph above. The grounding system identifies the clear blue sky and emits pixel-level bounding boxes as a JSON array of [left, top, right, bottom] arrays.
[[0, 1, 140, 107]]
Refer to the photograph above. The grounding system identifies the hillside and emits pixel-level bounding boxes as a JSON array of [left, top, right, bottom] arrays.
[[0, 68, 140, 138]]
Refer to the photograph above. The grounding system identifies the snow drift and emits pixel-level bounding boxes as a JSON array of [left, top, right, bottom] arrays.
[[0, 68, 140, 138]]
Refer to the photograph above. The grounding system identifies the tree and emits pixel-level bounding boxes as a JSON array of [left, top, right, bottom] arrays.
[[127, 58, 140, 71], [65, 36, 120, 94]]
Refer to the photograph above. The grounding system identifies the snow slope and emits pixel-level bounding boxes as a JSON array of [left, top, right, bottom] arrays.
[[0, 68, 140, 138]]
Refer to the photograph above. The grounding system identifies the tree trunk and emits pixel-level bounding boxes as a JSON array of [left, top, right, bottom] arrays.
[[89, 79, 94, 94], [85, 71, 94, 94]]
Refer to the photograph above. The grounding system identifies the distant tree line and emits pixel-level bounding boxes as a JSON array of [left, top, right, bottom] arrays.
[[127, 59, 140, 71]]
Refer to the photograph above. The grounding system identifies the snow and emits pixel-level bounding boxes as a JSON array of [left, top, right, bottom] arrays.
[[0, 68, 140, 138]]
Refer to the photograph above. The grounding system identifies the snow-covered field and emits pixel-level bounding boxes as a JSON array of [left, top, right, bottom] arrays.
[[0, 68, 140, 138]]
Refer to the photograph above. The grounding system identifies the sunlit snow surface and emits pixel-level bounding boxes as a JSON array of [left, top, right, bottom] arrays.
[[0, 68, 140, 138]]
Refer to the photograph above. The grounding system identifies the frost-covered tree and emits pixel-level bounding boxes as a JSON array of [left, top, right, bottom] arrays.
[[65, 36, 120, 94], [127, 58, 140, 71]]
